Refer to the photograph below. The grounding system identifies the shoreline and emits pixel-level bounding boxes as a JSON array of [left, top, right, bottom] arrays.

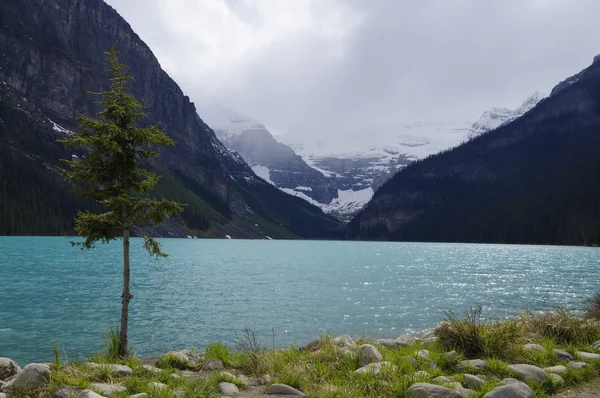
[[1, 235, 599, 248], [3, 310, 600, 397]]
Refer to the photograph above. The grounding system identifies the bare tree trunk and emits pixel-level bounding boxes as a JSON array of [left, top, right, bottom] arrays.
[[119, 227, 131, 357]]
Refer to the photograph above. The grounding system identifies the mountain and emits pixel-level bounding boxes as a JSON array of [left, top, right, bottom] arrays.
[[201, 92, 544, 223], [276, 92, 543, 221], [470, 91, 547, 136], [198, 105, 337, 204], [347, 56, 600, 245], [0, 0, 343, 239]]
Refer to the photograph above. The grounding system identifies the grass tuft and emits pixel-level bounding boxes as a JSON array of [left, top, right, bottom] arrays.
[[521, 308, 600, 345], [435, 306, 521, 359]]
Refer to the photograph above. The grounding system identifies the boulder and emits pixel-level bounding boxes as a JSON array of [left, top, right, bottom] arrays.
[[86, 363, 133, 377], [331, 334, 356, 349], [161, 350, 202, 369], [452, 382, 476, 397], [299, 339, 321, 352], [218, 382, 240, 395], [523, 344, 544, 353], [174, 390, 185, 398], [90, 383, 126, 397], [335, 346, 353, 358], [377, 339, 400, 348], [399, 356, 418, 367], [52, 386, 83, 398], [432, 376, 452, 384], [1, 363, 51, 392], [0, 359, 21, 381], [77, 391, 105, 398], [266, 384, 305, 395], [130, 394, 148, 398], [576, 351, 600, 360], [170, 373, 182, 380], [356, 344, 384, 367], [444, 351, 458, 360], [396, 335, 418, 347], [406, 383, 462, 398], [147, 382, 167, 391], [417, 350, 431, 360], [568, 361, 588, 369], [202, 359, 224, 371], [482, 382, 533, 398], [423, 336, 438, 349], [457, 359, 486, 370], [592, 340, 600, 349], [354, 361, 396, 374], [508, 364, 548, 382], [544, 365, 567, 375], [548, 373, 564, 384], [140, 365, 162, 374], [0, 393, 9, 398], [553, 349, 574, 361], [463, 374, 483, 390], [499, 378, 520, 386]]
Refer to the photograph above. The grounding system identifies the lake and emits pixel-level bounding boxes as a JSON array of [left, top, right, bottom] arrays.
[[1, 237, 599, 364]]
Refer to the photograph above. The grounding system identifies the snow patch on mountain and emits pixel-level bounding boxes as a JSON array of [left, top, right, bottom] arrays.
[[48, 119, 71, 135], [470, 91, 546, 136], [251, 165, 274, 185], [279, 121, 473, 162], [321, 187, 374, 216]]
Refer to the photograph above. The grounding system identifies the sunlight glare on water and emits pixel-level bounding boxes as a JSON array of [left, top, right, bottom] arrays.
[[1, 237, 599, 364]]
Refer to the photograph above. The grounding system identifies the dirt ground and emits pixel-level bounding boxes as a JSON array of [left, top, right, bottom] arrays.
[[553, 379, 600, 397]]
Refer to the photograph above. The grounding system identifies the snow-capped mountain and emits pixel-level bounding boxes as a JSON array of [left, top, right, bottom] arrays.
[[278, 121, 474, 219], [204, 92, 545, 222], [470, 91, 547, 136], [198, 105, 337, 204]]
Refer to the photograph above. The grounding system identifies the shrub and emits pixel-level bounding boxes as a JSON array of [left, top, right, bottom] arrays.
[[521, 308, 600, 345], [435, 306, 521, 359]]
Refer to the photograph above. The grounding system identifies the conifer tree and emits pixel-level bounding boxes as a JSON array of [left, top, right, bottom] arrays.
[[60, 48, 183, 357]]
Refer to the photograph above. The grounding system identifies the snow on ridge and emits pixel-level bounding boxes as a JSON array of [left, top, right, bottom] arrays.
[[199, 105, 265, 137], [48, 119, 71, 135], [471, 91, 547, 136], [322, 187, 374, 215], [279, 121, 473, 161], [251, 165, 274, 185]]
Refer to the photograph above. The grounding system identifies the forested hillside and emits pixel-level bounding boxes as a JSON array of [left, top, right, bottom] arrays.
[[0, 0, 343, 239], [348, 57, 600, 245]]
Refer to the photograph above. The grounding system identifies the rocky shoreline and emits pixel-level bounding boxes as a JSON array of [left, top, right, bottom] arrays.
[[4, 308, 600, 397], [2, 326, 600, 398]]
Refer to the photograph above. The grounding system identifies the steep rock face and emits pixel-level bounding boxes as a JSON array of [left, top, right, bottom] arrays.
[[199, 106, 337, 204], [347, 57, 600, 245], [0, 0, 342, 238]]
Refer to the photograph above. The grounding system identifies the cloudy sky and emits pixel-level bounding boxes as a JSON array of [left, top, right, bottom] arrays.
[[105, 0, 600, 136]]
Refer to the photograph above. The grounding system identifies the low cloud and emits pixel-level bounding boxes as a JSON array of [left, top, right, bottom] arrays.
[[106, 0, 600, 136]]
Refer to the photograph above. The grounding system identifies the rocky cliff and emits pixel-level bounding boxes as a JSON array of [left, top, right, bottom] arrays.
[[198, 105, 337, 204], [0, 0, 342, 239]]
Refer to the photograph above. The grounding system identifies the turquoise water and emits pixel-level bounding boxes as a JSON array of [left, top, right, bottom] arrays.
[[1, 237, 599, 364]]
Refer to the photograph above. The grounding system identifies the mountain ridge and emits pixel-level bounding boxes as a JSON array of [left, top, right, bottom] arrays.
[[0, 0, 343, 239], [347, 56, 600, 245]]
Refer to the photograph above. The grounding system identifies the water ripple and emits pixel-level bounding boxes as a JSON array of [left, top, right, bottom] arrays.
[[1, 238, 599, 364]]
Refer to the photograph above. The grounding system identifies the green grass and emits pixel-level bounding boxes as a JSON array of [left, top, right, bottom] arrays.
[[14, 305, 600, 398], [435, 306, 522, 360]]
